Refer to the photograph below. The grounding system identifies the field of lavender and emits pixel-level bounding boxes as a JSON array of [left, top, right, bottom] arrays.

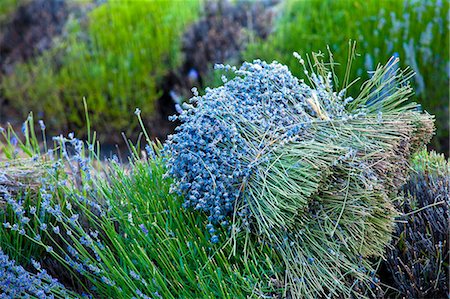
[[0, 1, 449, 298]]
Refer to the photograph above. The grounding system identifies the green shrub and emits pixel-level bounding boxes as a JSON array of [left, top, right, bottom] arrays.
[[0, 0, 20, 24], [411, 148, 450, 175], [244, 0, 449, 153], [1, 0, 199, 138]]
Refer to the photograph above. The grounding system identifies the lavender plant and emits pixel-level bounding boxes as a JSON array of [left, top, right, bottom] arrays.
[[0, 54, 437, 298], [0, 248, 74, 298], [164, 51, 434, 298], [0, 112, 284, 298], [0, 115, 57, 267], [384, 150, 449, 298]]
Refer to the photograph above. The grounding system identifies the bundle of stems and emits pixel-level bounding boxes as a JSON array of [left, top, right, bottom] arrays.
[[167, 48, 434, 298], [239, 54, 433, 297]]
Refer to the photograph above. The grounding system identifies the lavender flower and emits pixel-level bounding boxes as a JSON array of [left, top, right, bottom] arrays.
[[139, 224, 149, 236], [0, 249, 69, 297], [38, 120, 46, 131], [385, 151, 449, 298]]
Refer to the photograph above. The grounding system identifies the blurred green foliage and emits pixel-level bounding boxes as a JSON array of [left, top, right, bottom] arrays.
[[2, 0, 200, 138], [0, 0, 20, 24], [244, 0, 449, 153], [411, 148, 450, 175]]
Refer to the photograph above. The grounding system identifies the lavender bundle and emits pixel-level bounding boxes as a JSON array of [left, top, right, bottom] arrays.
[[164, 52, 434, 298]]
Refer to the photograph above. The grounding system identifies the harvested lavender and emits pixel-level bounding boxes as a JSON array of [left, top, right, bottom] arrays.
[[165, 52, 434, 298], [166, 59, 350, 227]]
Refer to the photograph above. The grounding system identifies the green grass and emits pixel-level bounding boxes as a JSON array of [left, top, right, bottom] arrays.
[[1, 0, 200, 138], [0, 0, 21, 24], [243, 0, 449, 152]]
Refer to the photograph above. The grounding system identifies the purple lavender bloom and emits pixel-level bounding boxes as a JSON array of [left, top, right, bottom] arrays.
[[187, 68, 199, 82], [10, 136, 18, 147], [0, 249, 69, 297], [38, 120, 46, 131], [139, 224, 149, 236]]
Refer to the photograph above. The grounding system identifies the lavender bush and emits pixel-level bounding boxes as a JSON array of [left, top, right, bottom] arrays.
[[0, 249, 73, 298], [385, 150, 449, 298], [165, 51, 434, 297], [0, 111, 284, 298]]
